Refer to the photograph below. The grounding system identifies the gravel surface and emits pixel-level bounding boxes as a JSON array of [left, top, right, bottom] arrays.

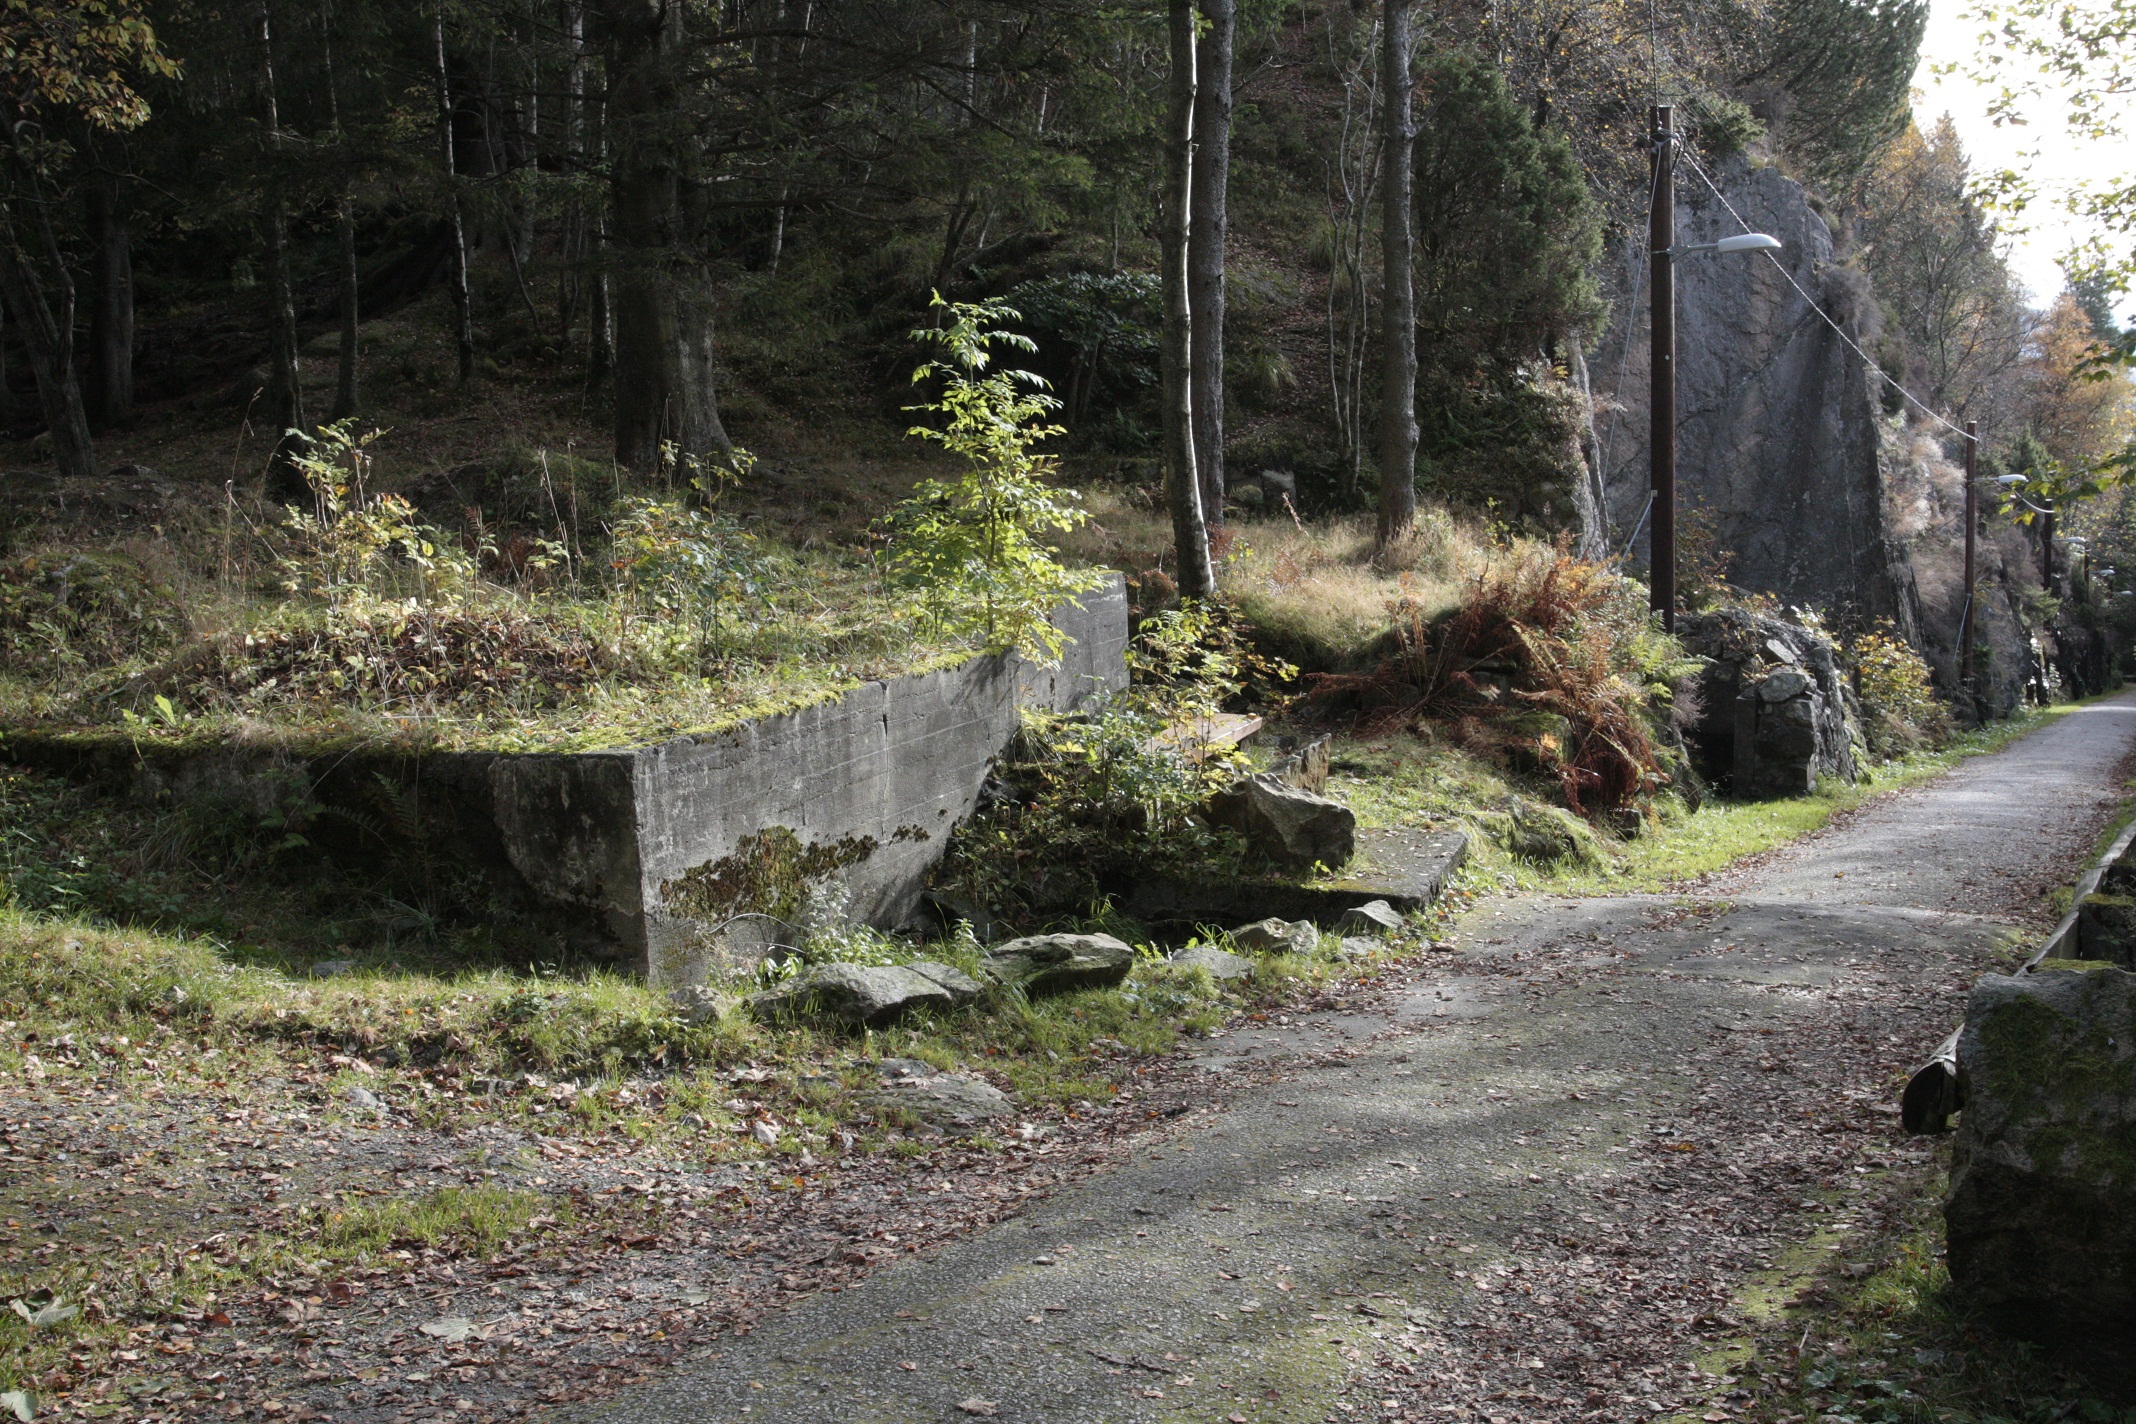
[[570, 696, 2136, 1424]]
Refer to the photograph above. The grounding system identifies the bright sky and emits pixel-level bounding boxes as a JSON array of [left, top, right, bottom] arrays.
[[1911, 0, 2136, 317]]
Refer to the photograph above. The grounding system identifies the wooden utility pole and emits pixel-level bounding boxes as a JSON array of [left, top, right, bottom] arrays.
[[1648, 104, 1676, 632], [1959, 419, 1979, 695]]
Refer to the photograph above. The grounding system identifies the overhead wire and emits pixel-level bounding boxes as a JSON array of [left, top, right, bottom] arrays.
[[1672, 143, 1973, 441], [1590, 148, 1664, 555]]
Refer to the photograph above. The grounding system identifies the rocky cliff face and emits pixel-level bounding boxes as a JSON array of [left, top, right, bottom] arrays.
[[1586, 157, 2040, 716]]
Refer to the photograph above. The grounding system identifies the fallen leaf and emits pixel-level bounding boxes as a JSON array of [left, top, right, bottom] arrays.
[[9, 1298, 76, 1328]]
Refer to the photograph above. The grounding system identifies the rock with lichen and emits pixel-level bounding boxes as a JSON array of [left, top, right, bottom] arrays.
[[1945, 965, 2136, 1369]]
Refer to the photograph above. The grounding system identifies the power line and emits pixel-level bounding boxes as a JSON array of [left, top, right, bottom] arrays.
[[1674, 144, 1972, 440], [1592, 152, 1663, 554]]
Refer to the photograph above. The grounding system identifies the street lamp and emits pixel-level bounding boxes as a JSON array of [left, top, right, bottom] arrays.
[[1648, 105, 1784, 632]]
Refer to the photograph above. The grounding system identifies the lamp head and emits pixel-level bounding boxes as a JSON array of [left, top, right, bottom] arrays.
[[1712, 233, 1783, 254]]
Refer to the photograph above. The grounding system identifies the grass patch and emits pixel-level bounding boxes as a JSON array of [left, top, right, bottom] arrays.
[[1697, 1149, 2131, 1423], [308, 1186, 559, 1262]]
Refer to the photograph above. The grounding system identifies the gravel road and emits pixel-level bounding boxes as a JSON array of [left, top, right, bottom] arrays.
[[572, 696, 2136, 1424]]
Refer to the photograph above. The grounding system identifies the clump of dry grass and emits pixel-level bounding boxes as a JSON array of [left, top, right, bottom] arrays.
[[1061, 487, 1490, 669], [1303, 541, 1689, 815]]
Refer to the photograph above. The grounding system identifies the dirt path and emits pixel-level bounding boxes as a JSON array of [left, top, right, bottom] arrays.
[[570, 696, 2136, 1424]]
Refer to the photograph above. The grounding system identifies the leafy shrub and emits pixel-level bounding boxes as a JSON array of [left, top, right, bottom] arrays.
[[0, 548, 184, 677], [928, 697, 1250, 929], [609, 486, 772, 673], [881, 294, 1108, 663], [275, 422, 480, 611], [1849, 623, 1952, 756]]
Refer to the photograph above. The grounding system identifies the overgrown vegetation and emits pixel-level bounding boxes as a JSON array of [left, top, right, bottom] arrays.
[[928, 602, 1289, 930], [1849, 621, 1955, 756], [1303, 541, 1693, 815]]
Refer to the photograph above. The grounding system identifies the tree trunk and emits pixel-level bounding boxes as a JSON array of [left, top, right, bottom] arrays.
[[322, 0, 359, 420], [1376, 0, 1418, 545], [1189, 0, 1234, 526], [86, 179, 133, 430], [333, 198, 359, 419], [1163, 0, 1215, 600], [605, 0, 731, 475], [435, 5, 476, 385], [560, 1, 584, 345], [0, 203, 94, 482], [256, 0, 306, 488]]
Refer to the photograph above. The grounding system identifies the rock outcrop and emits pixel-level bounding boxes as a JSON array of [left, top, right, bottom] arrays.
[[1945, 966, 2136, 1372], [1589, 160, 1917, 632], [1587, 157, 2040, 718], [1677, 606, 1859, 795]]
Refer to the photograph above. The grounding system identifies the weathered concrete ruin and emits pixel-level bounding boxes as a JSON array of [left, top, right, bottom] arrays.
[[11, 582, 1129, 987]]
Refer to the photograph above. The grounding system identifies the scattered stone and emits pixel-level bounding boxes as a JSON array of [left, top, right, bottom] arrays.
[[1338, 937, 1380, 960], [1335, 899, 1403, 935], [864, 1063, 1013, 1131], [1945, 965, 2136, 1367], [982, 933, 1136, 997], [1169, 945, 1253, 981], [1230, 918, 1320, 956], [308, 959, 358, 979], [669, 984, 739, 1026], [904, 960, 983, 1006], [1204, 772, 1357, 872], [747, 963, 960, 1028], [1498, 799, 1602, 868]]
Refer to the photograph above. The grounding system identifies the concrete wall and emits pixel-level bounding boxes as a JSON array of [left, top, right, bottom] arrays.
[[623, 580, 1128, 984], [8, 579, 1128, 987]]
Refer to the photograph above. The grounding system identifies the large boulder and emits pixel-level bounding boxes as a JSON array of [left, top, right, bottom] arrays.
[[2077, 894, 2136, 967], [1498, 798, 1602, 867], [748, 962, 961, 1027], [1205, 773, 1356, 872], [1945, 966, 2136, 1370], [1676, 606, 1860, 797], [982, 933, 1136, 997]]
